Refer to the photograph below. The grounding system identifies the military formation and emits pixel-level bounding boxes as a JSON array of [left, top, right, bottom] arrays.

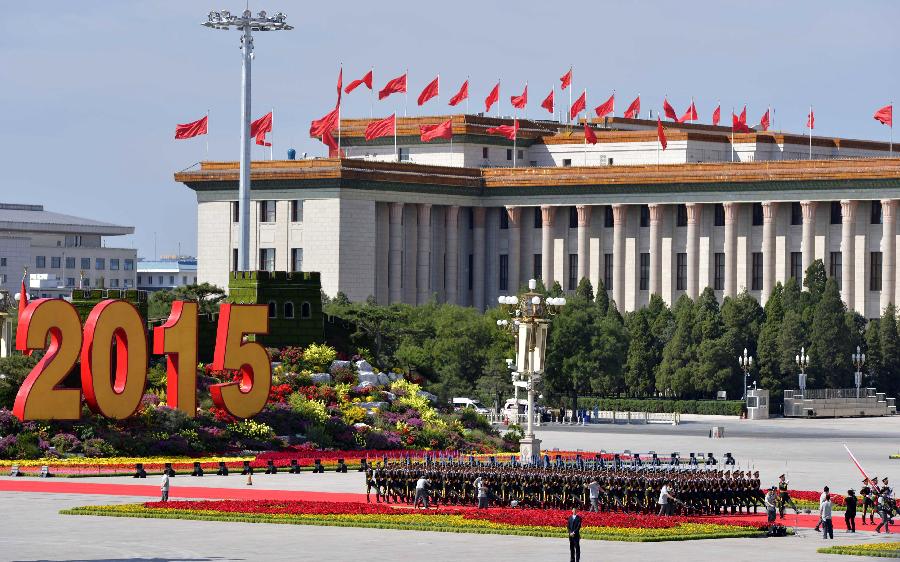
[[365, 460, 765, 515]]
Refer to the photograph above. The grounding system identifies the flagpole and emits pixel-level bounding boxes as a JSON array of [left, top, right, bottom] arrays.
[[809, 105, 813, 160], [370, 66, 374, 118], [465, 75, 470, 115], [205, 109, 210, 160], [891, 101, 894, 156], [583, 130, 587, 166], [497, 77, 501, 118], [394, 114, 398, 162], [524, 81, 528, 120], [450, 133, 454, 167], [270, 107, 275, 160], [405, 68, 409, 117], [437, 74, 440, 107], [731, 106, 734, 162], [568, 65, 573, 125], [513, 111, 517, 168]]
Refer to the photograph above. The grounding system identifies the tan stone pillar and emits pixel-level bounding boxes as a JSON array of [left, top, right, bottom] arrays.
[[389, 202, 404, 304], [416, 204, 432, 305], [612, 204, 626, 311], [841, 200, 856, 308], [540, 205, 555, 288], [723, 202, 738, 298], [761, 201, 778, 302], [576, 205, 592, 285], [649, 204, 663, 296], [506, 206, 522, 292], [686, 203, 701, 299], [473, 207, 486, 310], [884, 200, 897, 310], [801, 200, 817, 278]]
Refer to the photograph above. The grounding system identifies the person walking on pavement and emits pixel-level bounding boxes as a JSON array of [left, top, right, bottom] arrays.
[[475, 476, 489, 509], [567, 508, 582, 562], [657, 481, 676, 516], [814, 486, 830, 532], [844, 489, 858, 533], [764, 486, 778, 533], [876, 490, 893, 533], [586, 477, 604, 512], [160, 471, 170, 502], [414, 475, 430, 509], [820, 493, 834, 539]]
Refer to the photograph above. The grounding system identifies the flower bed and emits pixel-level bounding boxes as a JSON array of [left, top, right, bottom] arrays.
[[0, 456, 253, 476], [61, 499, 766, 542], [818, 543, 900, 558]]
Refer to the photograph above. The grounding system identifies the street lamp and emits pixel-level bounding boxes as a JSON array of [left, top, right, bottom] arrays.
[[497, 278, 565, 463], [852, 346, 866, 399], [796, 346, 809, 396], [203, 9, 292, 271], [738, 348, 753, 400]]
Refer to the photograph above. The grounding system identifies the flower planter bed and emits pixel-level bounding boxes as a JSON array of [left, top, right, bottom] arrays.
[[818, 543, 900, 558]]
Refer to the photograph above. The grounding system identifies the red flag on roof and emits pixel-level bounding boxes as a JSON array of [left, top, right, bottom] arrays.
[[540, 89, 554, 114], [417, 76, 439, 106], [874, 104, 893, 127], [486, 119, 519, 140], [657, 116, 667, 150], [18, 270, 28, 321], [510, 84, 528, 109], [250, 112, 273, 146], [732, 110, 751, 133], [570, 90, 586, 120], [739, 105, 748, 126], [175, 115, 208, 140], [336, 67, 343, 108], [378, 73, 407, 100], [712, 104, 721, 126], [560, 68, 572, 90], [678, 100, 698, 123], [448, 80, 469, 106], [345, 70, 373, 94], [759, 109, 770, 131], [584, 122, 598, 144], [663, 97, 678, 121], [310, 107, 339, 137], [365, 114, 396, 141], [420, 119, 453, 142], [807, 108, 815, 129], [485, 82, 500, 113], [321, 129, 344, 158], [624, 95, 641, 119], [594, 93, 615, 118]]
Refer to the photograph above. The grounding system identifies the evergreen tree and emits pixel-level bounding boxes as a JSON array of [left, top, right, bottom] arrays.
[[646, 294, 675, 353], [808, 278, 852, 388], [865, 318, 882, 393], [595, 279, 610, 316], [544, 298, 601, 412], [575, 277, 595, 302], [879, 304, 900, 397], [624, 310, 655, 397], [782, 277, 804, 314], [757, 284, 785, 394], [657, 295, 695, 397], [591, 308, 629, 396], [721, 290, 764, 397], [691, 288, 734, 396], [803, 259, 828, 303], [549, 281, 564, 297], [777, 310, 807, 390]]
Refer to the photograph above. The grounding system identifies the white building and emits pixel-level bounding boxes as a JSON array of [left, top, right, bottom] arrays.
[[137, 259, 198, 292], [177, 115, 900, 319], [0, 203, 136, 298]]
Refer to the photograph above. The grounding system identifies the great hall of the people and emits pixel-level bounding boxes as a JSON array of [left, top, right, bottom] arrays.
[[176, 115, 900, 319]]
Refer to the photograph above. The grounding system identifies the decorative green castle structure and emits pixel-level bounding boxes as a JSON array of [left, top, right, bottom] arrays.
[[71, 288, 149, 323]]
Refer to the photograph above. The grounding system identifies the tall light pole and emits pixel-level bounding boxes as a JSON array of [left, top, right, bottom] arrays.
[[738, 347, 753, 400], [203, 9, 292, 271], [796, 346, 809, 396], [497, 279, 565, 463], [852, 345, 866, 399]]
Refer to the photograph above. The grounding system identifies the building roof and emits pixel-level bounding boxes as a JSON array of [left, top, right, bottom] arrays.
[[137, 260, 198, 272], [0, 203, 134, 236]]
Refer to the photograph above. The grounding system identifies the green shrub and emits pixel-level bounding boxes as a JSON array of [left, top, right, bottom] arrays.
[[576, 398, 744, 416]]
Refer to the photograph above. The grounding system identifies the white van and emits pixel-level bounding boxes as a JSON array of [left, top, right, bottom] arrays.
[[452, 397, 490, 414], [503, 398, 531, 422]]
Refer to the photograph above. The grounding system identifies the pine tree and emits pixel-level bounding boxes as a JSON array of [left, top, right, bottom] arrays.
[[595, 279, 610, 315], [657, 295, 696, 397], [575, 277, 595, 302], [803, 259, 828, 303], [865, 318, 882, 392], [624, 310, 655, 397], [809, 278, 852, 388], [549, 281, 564, 297], [722, 290, 764, 396], [879, 304, 900, 397], [757, 283, 784, 395]]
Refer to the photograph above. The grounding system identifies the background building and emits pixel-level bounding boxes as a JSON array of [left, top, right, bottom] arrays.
[[137, 259, 198, 292]]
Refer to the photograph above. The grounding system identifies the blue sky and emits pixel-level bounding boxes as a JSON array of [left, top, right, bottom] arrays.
[[2, 1, 898, 259]]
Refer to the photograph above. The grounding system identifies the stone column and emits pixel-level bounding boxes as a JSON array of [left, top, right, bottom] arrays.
[[473, 207, 486, 310], [761, 201, 778, 302], [576, 205, 592, 285], [841, 200, 857, 308], [884, 200, 898, 310], [389, 202, 404, 304], [801, 200, 817, 277], [612, 204, 626, 311], [506, 206, 522, 292], [649, 204, 663, 295], [445, 206, 460, 305], [686, 203, 701, 299], [540, 205, 555, 288], [723, 202, 738, 298], [416, 203, 432, 305]]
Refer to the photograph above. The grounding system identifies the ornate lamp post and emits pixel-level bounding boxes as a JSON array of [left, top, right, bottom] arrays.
[[852, 346, 866, 399], [738, 348, 753, 400], [497, 279, 565, 463], [796, 346, 809, 396]]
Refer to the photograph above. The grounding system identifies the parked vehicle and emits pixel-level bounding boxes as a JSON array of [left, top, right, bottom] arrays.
[[451, 397, 490, 414]]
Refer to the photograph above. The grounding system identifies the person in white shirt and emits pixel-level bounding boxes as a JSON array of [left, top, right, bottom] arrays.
[[820, 494, 834, 539], [586, 478, 605, 512], [764, 487, 778, 526], [657, 482, 676, 516], [414, 476, 430, 509], [475, 477, 489, 509], [160, 472, 170, 502], [814, 486, 830, 532]]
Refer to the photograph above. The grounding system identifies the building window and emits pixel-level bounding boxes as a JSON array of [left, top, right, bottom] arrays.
[[399, 148, 410, 162], [232, 249, 239, 272], [517, 149, 524, 160], [232, 201, 240, 222], [506, 149, 513, 161], [499, 254, 509, 291], [871, 251, 883, 291], [66, 277, 75, 287], [790, 252, 802, 283], [482, 147, 489, 159], [284, 302, 295, 319], [291, 200, 303, 222], [569, 207, 578, 229], [676, 253, 687, 290], [83, 278, 90, 288], [291, 248, 303, 272], [714, 252, 725, 290], [533, 254, 542, 280], [110, 259, 120, 270], [301, 302, 312, 319], [562, 159, 572, 167], [604, 253, 613, 290], [259, 201, 276, 223], [791, 202, 803, 226], [534, 207, 542, 229], [751, 252, 763, 290], [259, 248, 276, 271], [110, 279, 119, 288], [714, 204, 725, 227], [51, 257, 61, 269], [467, 207, 474, 230], [830, 201, 842, 224], [0, 257, 5, 266], [640, 205, 650, 228], [268, 301, 277, 319], [81, 258, 91, 270], [830, 251, 842, 290], [182, 276, 187, 284], [95, 258, 105, 270], [169, 275, 175, 285], [640, 253, 650, 291], [468, 254, 474, 290], [752, 203, 764, 226], [147, 276, 152, 286], [35, 256, 46, 268], [137, 275, 143, 284], [66, 257, 76, 269], [604, 206, 614, 228], [676, 205, 687, 227], [500, 209, 509, 229], [158, 275, 164, 285], [568, 254, 578, 291], [871, 201, 883, 224], [124, 259, 134, 271]]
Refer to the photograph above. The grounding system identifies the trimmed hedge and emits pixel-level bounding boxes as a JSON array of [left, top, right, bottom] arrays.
[[576, 398, 745, 416], [818, 544, 900, 558]]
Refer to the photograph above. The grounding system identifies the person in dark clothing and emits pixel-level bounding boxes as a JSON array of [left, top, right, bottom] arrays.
[[567, 508, 582, 562], [845, 489, 858, 532]]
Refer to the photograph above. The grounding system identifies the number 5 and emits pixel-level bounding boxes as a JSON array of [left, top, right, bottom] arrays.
[[210, 304, 271, 419]]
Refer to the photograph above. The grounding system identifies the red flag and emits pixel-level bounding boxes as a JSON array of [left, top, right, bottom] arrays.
[[378, 73, 407, 100], [448, 80, 469, 106], [584, 122, 598, 144], [807, 108, 815, 129], [420, 119, 453, 142], [417, 76, 439, 106], [678, 100, 698, 123], [510, 84, 528, 110], [365, 114, 396, 141], [309, 107, 339, 137], [657, 116, 667, 150], [345, 70, 373, 94], [540, 89, 554, 114], [759, 109, 770, 131], [18, 271, 28, 321], [594, 93, 615, 118], [485, 83, 500, 113], [250, 112, 273, 146], [486, 119, 519, 141], [624, 95, 641, 119], [560, 68, 572, 90], [570, 90, 586, 121], [336, 67, 343, 108], [321, 129, 343, 158], [712, 104, 721, 126], [732, 111, 751, 133], [739, 105, 748, 126], [175, 116, 208, 140], [663, 97, 678, 121], [874, 105, 893, 127]]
